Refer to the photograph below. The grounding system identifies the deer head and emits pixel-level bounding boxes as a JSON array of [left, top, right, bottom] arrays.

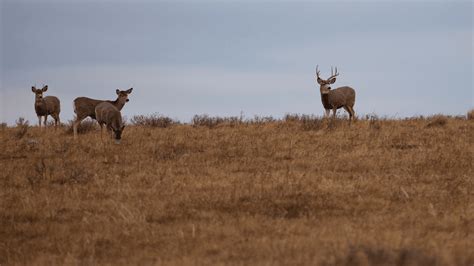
[[115, 88, 133, 105], [316, 66, 339, 95], [31, 85, 48, 101], [111, 125, 126, 144]]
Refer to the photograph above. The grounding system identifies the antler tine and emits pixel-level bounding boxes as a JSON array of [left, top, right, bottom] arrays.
[[316, 65, 320, 78], [329, 66, 339, 79]]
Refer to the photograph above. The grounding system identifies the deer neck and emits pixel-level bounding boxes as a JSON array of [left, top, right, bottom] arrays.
[[111, 98, 126, 110], [35, 98, 45, 107], [320, 92, 332, 109]]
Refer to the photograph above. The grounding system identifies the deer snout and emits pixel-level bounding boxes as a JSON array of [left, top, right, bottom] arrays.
[[126, 99, 130, 102]]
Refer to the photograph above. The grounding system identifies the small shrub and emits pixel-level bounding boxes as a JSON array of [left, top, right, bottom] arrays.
[[26, 157, 46, 188], [426, 115, 448, 128], [283, 114, 324, 131], [300, 115, 324, 131], [284, 113, 301, 123], [368, 114, 381, 130], [130, 114, 177, 128], [192, 114, 226, 128], [65, 119, 98, 135], [0, 122, 7, 130], [326, 117, 345, 131], [14, 117, 29, 139], [250, 116, 275, 124]]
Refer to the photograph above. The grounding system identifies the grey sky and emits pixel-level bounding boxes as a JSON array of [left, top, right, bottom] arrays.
[[1, 0, 472, 125]]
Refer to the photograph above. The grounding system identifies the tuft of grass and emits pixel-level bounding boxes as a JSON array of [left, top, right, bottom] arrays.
[[14, 117, 29, 139], [426, 115, 448, 128], [250, 115, 276, 124], [367, 114, 382, 130], [284, 114, 324, 131]]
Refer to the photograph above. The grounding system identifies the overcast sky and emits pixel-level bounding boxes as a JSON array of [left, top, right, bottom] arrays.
[[1, 0, 472, 125]]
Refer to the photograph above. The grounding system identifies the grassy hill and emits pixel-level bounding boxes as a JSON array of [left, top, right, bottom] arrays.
[[0, 115, 473, 265]]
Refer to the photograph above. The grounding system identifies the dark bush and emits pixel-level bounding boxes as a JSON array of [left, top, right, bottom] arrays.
[[130, 114, 177, 128], [65, 119, 98, 135], [14, 117, 29, 139]]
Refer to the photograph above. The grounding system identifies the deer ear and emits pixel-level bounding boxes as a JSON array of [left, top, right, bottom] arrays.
[[42, 85, 48, 92], [31, 86, 37, 93], [328, 77, 337, 84], [116, 89, 120, 95], [126, 88, 133, 94]]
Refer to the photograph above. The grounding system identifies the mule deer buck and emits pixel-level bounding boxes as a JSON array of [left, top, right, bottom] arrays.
[[95, 102, 125, 144], [73, 88, 132, 139], [31, 85, 61, 128], [315, 66, 356, 121]]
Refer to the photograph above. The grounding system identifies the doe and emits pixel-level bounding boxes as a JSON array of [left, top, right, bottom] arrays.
[[95, 102, 125, 144], [73, 88, 132, 139], [31, 85, 61, 128]]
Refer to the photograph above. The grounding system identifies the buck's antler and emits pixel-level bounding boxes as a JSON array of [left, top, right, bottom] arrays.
[[316, 65, 321, 79], [329, 66, 339, 80]]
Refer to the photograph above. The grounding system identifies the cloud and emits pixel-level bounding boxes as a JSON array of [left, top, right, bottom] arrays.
[[1, 1, 472, 125]]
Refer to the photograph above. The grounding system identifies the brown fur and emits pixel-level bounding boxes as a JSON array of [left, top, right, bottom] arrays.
[[95, 102, 125, 143], [316, 67, 356, 121], [31, 85, 61, 128], [73, 88, 132, 139]]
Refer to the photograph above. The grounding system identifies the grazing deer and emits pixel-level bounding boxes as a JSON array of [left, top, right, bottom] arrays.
[[73, 88, 132, 139], [31, 85, 61, 128], [95, 102, 125, 144], [316, 66, 356, 121]]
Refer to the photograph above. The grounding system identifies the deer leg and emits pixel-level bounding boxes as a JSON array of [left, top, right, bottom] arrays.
[[349, 106, 356, 121], [55, 115, 60, 128], [108, 126, 114, 139], [73, 117, 83, 139], [38, 116, 42, 128], [100, 123, 104, 141], [332, 108, 337, 119], [44, 115, 48, 127], [53, 115, 59, 129], [343, 106, 352, 120], [325, 109, 331, 117]]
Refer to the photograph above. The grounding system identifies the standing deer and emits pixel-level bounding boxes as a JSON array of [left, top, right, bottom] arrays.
[[95, 102, 125, 144], [73, 88, 132, 139], [315, 66, 356, 121], [31, 85, 61, 128]]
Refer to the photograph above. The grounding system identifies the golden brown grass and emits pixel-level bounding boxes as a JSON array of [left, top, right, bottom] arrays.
[[0, 116, 473, 265]]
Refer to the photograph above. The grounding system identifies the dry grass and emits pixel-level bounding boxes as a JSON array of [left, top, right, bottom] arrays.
[[426, 115, 448, 128], [0, 115, 473, 265]]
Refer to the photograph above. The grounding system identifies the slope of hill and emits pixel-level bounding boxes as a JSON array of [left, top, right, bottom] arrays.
[[0, 116, 472, 265]]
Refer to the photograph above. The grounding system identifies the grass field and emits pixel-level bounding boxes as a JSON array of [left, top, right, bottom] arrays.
[[0, 115, 473, 265]]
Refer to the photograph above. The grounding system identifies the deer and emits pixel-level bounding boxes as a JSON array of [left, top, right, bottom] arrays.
[[73, 88, 132, 139], [31, 85, 61, 128], [315, 66, 356, 121], [95, 102, 125, 144]]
